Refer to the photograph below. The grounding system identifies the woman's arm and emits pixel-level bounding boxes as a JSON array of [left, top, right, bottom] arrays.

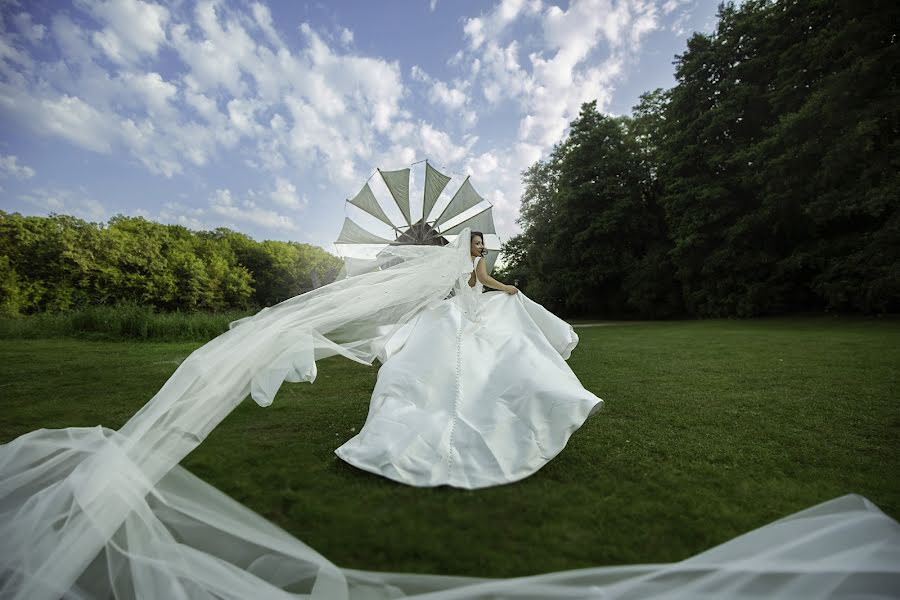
[[476, 258, 518, 294]]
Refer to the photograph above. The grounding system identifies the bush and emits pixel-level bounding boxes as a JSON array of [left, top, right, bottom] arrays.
[[0, 303, 253, 342]]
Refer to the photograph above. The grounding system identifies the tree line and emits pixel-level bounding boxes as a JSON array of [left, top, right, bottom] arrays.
[[497, 0, 898, 317], [0, 211, 342, 315]]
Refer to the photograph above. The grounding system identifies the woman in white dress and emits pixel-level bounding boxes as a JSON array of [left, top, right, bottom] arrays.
[[336, 231, 603, 488]]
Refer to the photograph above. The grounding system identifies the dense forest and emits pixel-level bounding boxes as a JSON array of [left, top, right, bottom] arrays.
[[0, 212, 342, 315], [496, 0, 898, 317]]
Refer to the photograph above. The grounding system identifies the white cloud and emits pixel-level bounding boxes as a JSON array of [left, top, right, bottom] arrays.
[[84, 0, 170, 65], [296, 24, 404, 132], [226, 97, 263, 136], [524, 0, 656, 146], [0, 155, 36, 179], [0, 37, 33, 85], [50, 14, 97, 66], [463, 19, 485, 50], [0, 0, 417, 196], [339, 27, 354, 46], [158, 200, 208, 230], [666, 0, 694, 36], [251, 2, 281, 46], [410, 65, 427, 82], [183, 87, 220, 123], [479, 40, 530, 103], [209, 188, 300, 231], [117, 118, 181, 176], [122, 71, 177, 114], [38, 94, 118, 153], [419, 123, 476, 164], [662, 0, 689, 14], [410, 65, 475, 125], [431, 80, 467, 110], [628, 1, 660, 50], [169, 2, 256, 97], [270, 178, 305, 209], [458, 0, 660, 151], [13, 12, 46, 44], [20, 187, 107, 221], [432, 0, 665, 241], [149, 203, 280, 241], [461, 146, 536, 238], [168, 8, 405, 186], [463, 0, 541, 50]]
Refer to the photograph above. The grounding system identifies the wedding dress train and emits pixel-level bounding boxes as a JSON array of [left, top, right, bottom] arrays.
[[335, 256, 603, 488]]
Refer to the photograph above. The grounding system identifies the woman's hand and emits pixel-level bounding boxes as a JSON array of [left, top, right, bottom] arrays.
[[505, 285, 519, 295]]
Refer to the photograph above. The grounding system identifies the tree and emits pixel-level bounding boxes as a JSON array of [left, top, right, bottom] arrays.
[[509, 101, 680, 317], [0, 212, 341, 314], [657, 0, 899, 315]]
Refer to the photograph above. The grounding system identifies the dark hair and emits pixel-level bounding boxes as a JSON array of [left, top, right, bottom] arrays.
[[471, 231, 487, 257]]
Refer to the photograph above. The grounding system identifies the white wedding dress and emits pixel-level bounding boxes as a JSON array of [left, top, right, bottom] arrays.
[[336, 256, 602, 488], [1, 229, 898, 599]]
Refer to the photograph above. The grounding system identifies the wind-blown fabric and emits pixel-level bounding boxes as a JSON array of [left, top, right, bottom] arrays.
[[1, 228, 898, 599], [0, 232, 475, 599]]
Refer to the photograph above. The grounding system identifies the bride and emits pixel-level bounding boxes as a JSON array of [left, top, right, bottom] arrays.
[[335, 231, 603, 488], [1, 227, 897, 599]]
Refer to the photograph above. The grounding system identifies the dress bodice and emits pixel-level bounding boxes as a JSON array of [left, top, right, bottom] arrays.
[[468, 256, 484, 294], [448, 255, 484, 321]]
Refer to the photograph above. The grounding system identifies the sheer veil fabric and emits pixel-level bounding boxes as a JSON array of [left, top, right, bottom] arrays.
[[1, 228, 899, 599], [1, 230, 481, 599]]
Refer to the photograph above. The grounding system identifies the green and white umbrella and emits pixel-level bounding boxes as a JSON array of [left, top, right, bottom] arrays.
[[335, 160, 501, 276]]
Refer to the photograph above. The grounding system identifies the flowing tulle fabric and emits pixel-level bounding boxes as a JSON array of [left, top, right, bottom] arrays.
[[1, 229, 899, 599], [1, 233, 476, 599]]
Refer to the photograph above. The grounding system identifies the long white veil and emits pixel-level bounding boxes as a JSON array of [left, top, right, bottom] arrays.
[[0, 231, 474, 599], [1, 227, 899, 599]]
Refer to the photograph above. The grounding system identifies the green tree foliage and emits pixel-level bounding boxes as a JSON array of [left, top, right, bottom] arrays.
[[501, 102, 680, 317], [759, 0, 899, 313], [203, 228, 340, 307], [495, 159, 561, 309], [509, 0, 897, 317], [0, 211, 342, 315], [0, 255, 23, 316], [0, 213, 85, 312]]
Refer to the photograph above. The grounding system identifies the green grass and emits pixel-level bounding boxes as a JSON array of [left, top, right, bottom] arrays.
[[1, 317, 898, 577]]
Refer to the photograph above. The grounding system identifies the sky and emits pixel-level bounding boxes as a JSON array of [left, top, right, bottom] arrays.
[[0, 0, 722, 254]]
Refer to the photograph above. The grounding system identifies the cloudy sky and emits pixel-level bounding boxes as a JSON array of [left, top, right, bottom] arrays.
[[0, 0, 720, 252]]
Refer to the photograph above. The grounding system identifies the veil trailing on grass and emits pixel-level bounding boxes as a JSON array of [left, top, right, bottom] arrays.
[[0, 231, 474, 599], [1, 228, 899, 599]]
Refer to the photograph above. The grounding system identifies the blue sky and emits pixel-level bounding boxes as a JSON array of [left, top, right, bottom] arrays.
[[0, 0, 721, 253]]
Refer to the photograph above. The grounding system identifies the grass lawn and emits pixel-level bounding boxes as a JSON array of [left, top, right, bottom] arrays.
[[2, 316, 898, 578]]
